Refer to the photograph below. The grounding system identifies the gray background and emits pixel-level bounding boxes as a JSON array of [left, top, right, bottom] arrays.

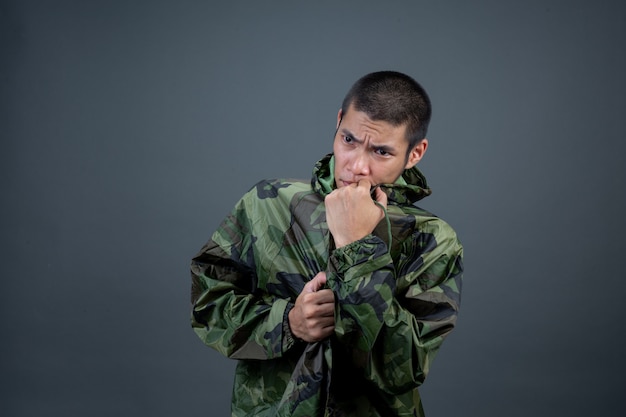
[[2, 0, 625, 416]]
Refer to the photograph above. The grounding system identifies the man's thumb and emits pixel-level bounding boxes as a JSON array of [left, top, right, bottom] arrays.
[[305, 272, 327, 292], [374, 186, 388, 207]]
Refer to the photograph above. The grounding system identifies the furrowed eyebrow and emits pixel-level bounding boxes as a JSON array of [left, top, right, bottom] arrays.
[[340, 128, 397, 154], [340, 128, 363, 144]]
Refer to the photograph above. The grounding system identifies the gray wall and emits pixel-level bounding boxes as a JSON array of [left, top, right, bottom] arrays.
[[2, 1, 625, 416]]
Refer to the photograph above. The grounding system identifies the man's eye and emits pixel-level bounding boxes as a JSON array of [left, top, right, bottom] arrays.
[[375, 149, 389, 156], [344, 136, 353, 143]]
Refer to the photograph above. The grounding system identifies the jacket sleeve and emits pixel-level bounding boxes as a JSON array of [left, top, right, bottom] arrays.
[[190, 192, 296, 361], [326, 220, 463, 394]]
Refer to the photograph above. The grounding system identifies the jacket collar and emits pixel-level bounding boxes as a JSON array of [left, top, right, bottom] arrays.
[[311, 154, 432, 205]]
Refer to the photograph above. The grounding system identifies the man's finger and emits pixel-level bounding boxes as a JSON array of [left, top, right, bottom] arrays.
[[357, 179, 372, 190], [304, 272, 327, 293], [314, 288, 335, 304], [373, 186, 388, 207]]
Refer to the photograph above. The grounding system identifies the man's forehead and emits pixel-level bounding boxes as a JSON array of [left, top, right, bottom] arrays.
[[346, 102, 407, 127]]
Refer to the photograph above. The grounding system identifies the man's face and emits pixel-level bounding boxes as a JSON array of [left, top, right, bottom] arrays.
[[333, 104, 427, 188]]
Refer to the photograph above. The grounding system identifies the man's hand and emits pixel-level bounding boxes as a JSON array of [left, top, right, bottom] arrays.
[[325, 179, 388, 248], [288, 272, 335, 343]]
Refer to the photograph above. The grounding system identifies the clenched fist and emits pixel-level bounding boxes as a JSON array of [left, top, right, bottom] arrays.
[[325, 179, 387, 248], [288, 272, 335, 342]]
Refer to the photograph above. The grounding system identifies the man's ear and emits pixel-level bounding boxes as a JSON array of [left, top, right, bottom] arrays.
[[336, 108, 343, 129], [405, 139, 428, 169]]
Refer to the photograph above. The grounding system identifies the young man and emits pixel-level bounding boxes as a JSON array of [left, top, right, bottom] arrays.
[[191, 71, 464, 416]]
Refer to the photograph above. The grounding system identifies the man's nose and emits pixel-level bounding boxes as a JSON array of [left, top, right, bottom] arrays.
[[349, 151, 370, 175]]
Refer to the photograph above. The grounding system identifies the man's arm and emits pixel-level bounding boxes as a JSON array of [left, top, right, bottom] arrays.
[[324, 179, 463, 392], [327, 229, 463, 392], [190, 190, 297, 360]]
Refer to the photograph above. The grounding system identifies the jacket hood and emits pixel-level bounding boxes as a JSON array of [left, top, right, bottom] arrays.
[[311, 153, 432, 205]]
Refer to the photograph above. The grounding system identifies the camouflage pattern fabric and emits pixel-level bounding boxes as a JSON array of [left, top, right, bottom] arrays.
[[191, 154, 463, 416]]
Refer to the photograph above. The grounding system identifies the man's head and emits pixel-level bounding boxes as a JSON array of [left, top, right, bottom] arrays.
[[333, 71, 431, 188], [341, 71, 431, 151]]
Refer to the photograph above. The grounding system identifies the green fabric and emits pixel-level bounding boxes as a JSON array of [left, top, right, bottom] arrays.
[[191, 153, 463, 416]]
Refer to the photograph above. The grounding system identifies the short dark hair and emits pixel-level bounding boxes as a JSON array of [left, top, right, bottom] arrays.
[[341, 71, 432, 152]]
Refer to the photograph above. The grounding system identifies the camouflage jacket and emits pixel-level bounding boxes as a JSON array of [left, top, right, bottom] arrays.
[[191, 154, 463, 416]]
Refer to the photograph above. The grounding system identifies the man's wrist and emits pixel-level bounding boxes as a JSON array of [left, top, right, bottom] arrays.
[[332, 232, 367, 249], [282, 303, 302, 350], [330, 234, 388, 274]]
